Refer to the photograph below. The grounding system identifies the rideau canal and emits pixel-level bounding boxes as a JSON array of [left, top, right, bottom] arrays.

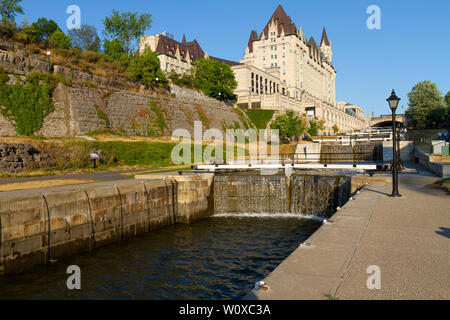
[[0, 215, 321, 299]]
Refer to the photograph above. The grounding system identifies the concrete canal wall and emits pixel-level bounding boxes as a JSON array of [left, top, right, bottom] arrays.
[[0, 174, 213, 275]]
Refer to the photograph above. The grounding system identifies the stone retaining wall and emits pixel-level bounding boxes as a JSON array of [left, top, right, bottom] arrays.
[[0, 39, 244, 137], [0, 143, 52, 173]]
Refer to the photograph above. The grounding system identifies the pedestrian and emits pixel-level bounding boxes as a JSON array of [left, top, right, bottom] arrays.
[[438, 131, 443, 140]]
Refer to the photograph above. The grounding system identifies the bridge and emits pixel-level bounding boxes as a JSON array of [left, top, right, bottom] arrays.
[[370, 114, 405, 127]]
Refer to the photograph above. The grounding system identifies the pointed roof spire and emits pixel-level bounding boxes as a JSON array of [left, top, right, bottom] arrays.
[[182, 34, 187, 45], [298, 26, 303, 39], [247, 30, 258, 53], [261, 4, 297, 38], [321, 27, 330, 46]]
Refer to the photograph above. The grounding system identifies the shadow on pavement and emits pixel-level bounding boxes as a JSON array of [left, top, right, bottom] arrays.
[[435, 227, 450, 239]]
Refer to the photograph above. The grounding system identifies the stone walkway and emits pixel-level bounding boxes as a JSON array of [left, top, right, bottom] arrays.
[[246, 162, 450, 300]]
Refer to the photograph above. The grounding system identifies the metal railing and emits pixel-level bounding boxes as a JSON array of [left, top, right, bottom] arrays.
[[225, 151, 383, 167]]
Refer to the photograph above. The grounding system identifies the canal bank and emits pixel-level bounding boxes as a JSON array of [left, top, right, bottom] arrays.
[[1, 169, 364, 276], [0, 173, 214, 275], [245, 163, 450, 300]]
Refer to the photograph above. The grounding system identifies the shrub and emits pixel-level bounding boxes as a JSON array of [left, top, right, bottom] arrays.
[[49, 30, 72, 49], [307, 119, 319, 136], [0, 72, 65, 136], [128, 48, 167, 87], [270, 110, 306, 140]]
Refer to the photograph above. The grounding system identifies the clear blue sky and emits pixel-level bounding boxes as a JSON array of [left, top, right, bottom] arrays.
[[17, 0, 450, 116]]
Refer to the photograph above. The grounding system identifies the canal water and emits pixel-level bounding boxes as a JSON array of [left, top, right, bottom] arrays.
[[0, 215, 321, 300]]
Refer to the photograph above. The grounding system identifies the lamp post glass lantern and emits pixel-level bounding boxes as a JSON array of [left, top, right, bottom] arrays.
[[387, 89, 401, 197]]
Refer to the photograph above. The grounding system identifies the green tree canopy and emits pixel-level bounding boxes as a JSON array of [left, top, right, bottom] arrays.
[[191, 58, 237, 100], [104, 38, 129, 63], [102, 10, 152, 56], [31, 17, 61, 41], [128, 47, 167, 87], [168, 70, 195, 89], [270, 110, 306, 139], [49, 30, 72, 49], [445, 91, 450, 106], [68, 24, 101, 52], [332, 124, 339, 135], [0, 0, 23, 22], [307, 119, 319, 136], [407, 81, 447, 128]]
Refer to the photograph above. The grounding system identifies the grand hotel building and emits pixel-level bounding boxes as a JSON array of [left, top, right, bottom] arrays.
[[140, 5, 368, 133]]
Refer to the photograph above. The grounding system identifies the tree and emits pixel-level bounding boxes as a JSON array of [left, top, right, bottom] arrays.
[[104, 38, 129, 63], [0, 0, 23, 22], [49, 30, 72, 49], [270, 110, 306, 140], [332, 124, 339, 135], [15, 18, 38, 43], [102, 10, 152, 56], [307, 119, 319, 136], [31, 18, 60, 41], [318, 119, 325, 133], [69, 24, 101, 52], [168, 70, 195, 89], [445, 91, 450, 106], [407, 81, 447, 128], [128, 47, 167, 87], [191, 58, 237, 100]]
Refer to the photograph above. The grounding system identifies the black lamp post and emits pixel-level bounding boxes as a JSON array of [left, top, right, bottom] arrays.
[[387, 89, 401, 197]]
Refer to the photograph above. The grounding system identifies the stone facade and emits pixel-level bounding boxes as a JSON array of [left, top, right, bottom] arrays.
[[233, 5, 369, 134]]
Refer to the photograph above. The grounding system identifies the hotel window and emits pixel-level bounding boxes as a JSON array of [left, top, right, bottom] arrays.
[[265, 79, 268, 93], [251, 73, 255, 92], [255, 75, 259, 94], [260, 76, 263, 92]]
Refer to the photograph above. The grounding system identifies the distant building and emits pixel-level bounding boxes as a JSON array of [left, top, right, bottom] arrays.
[[139, 33, 239, 74]]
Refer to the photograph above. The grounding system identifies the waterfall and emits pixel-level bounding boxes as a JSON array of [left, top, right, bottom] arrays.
[[213, 172, 351, 218]]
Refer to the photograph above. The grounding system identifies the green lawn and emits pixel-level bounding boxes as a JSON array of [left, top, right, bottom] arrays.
[[245, 109, 275, 129]]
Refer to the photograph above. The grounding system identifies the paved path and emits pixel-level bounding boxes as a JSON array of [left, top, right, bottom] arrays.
[[0, 167, 186, 184], [247, 162, 450, 300]]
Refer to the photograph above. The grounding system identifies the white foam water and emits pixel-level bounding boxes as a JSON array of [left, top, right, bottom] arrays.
[[212, 212, 326, 222]]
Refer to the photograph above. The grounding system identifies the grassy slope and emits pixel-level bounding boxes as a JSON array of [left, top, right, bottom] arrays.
[[245, 110, 275, 129]]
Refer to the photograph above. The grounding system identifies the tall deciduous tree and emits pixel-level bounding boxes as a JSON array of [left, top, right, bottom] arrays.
[[102, 10, 152, 56], [445, 91, 450, 106], [270, 110, 306, 139], [0, 0, 24, 22], [69, 24, 101, 52], [191, 58, 237, 100], [407, 81, 447, 129]]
